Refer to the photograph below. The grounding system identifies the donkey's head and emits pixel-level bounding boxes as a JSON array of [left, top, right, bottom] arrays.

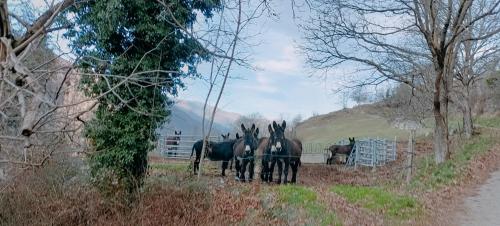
[[221, 132, 231, 141], [240, 123, 258, 155], [269, 120, 286, 153], [348, 137, 355, 146]]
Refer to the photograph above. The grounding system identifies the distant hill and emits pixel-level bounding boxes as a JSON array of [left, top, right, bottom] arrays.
[[157, 99, 241, 137], [295, 104, 429, 144]]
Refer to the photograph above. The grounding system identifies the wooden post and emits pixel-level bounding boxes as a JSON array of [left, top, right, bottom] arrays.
[[406, 130, 415, 184]]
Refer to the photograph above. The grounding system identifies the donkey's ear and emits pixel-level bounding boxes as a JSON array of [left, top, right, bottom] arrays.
[[236, 133, 240, 139], [179, 131, 181, 135], [221, 134, 225, 138], [272, 121, 278, 131], [251, 123, 256, 131], [227, 132, 230, 137], [255, 128, 259, 136], [241, 124, 246, 132], [268, 124, 273, 134], [281, 120, 287, 130]]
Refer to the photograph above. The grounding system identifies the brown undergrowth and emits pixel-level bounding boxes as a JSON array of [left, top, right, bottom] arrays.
[[1, 127, 498, 225], [0, 159, 267, 226]]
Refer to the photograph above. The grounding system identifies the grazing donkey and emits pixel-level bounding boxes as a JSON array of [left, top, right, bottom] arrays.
[[326, 137, 355, 165], [233, 124, 259, 182], [267, 121, 302, 184]]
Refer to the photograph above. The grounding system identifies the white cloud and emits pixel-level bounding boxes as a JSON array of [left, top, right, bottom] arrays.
[[256, 73, 272, 86], [239, 73, 278, 94], [241, 84, 278, 94], [254, 45, 302, 74]]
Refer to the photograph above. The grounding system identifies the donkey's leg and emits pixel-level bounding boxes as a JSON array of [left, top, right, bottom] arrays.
[[240, 159, 248, 182], [260, 160, 268, 182], [269, 158, 276, 183], [291, 160, 298, 183], [194, 155, 200, 174], [229, 157, 234, 171], [249, 160, 255, 182], [235, 158, 241, 180], [276, 160, 283, 184], [221, 160, 228, 176], [283, 158, 290, 184]]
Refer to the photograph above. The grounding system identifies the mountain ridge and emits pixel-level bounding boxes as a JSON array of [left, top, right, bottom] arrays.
[[157, 99, 241, 137]]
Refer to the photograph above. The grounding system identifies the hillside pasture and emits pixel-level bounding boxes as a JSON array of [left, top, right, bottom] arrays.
[[296, 109, 411, 144]]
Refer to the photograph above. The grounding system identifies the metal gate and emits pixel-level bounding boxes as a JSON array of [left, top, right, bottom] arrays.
[[157, 135, 221, 159], [350, 137, 397, 167]]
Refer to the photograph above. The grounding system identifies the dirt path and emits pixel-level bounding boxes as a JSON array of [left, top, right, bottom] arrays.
[[455, 169, 500, 226]]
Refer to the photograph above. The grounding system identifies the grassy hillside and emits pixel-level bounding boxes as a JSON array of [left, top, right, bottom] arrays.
[[296, 106, 412, 144]]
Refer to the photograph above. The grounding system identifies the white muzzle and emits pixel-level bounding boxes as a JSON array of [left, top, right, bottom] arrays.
[[245, 145, 251, 152], [271, 145, 277, 153], [276, 141, 282, 149]]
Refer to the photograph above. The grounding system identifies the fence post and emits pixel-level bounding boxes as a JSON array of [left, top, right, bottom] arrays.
[[354, 142, 359, 170], [406, 130, 415, 184]]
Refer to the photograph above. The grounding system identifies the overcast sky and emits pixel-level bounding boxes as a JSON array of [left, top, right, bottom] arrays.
[[177, 0, 350, 120], [34, 0, 354, 121]]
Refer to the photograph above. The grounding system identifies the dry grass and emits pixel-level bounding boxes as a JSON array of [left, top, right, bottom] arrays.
[[0, 158, 260, 226]]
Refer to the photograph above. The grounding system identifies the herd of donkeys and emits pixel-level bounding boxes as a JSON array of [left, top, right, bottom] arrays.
[[190, 120, 301, 184], [186, 120, 356, 184]]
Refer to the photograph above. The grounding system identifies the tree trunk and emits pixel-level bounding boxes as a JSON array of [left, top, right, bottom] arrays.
[[462, 96, 474, 138], [433, 66, 451, 164], [433, 107, 449, 163]]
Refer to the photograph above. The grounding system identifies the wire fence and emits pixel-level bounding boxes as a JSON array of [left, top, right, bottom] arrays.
[[156, 135, 221, 159], [153, 127, 500, 185]]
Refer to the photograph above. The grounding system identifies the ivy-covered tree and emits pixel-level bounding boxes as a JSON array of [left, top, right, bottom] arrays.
[[66, 0, 221, 197]]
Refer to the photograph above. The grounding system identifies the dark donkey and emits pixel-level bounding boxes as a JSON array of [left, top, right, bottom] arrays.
[[233, 124, 259, 182], [228, 133, 240, 171], [326, 137, 355, 165], [191, 133, 237, 176], [166, 130, 181, 149], [267, 121, 302, 184], [166, 130, 182, 156], [191, 138, 212, 174]]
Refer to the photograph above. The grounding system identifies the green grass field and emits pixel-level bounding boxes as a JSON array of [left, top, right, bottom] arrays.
[[411, 131, 499, 190], [296, 105, 498, 145], [296, 110, 411, 144], [274, 185, 341, 226], [331, 185, 421, 221]]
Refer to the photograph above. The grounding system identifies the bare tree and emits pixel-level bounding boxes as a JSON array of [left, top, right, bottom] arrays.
[[350, 86, 369, 105], [453, 7, 500, 138], [288, 114, 303, 138], [233, 113, 270, 136], [300, 0, 500, 163], [1, 0, 193, 176], [0, 0, 87, 173]]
